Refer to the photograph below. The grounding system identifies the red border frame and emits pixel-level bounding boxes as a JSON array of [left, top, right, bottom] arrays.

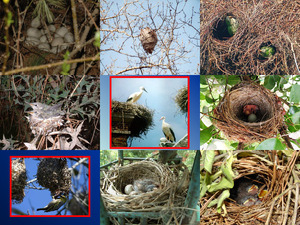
[[10, 156, 91, 217], [109, 75, 190, 149]]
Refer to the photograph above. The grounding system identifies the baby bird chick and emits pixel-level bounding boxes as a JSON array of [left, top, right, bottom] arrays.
[[243, 104, 259, 116]]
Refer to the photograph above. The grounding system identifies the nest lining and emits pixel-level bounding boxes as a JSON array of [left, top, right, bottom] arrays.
[[101, 160, 189, 213], [111, 101, 154, 138], [200, 0, 300, 75], [200, 151, 300, 225], [213, 81, 285, 143]]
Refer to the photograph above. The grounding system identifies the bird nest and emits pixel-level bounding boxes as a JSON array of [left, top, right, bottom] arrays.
[[200, 150, 300, 225], [175, 86, 188, 114], [111, 101, 154, 138], [200, 0, 300, 75], [213, 81, 285, 144], [100, 160, 189, 212]]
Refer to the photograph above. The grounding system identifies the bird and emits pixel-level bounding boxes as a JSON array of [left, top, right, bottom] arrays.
[[260, 46, 276, 58], [225, 16, 239, 36], [160, 116, 176, 142], [126, 86, 148, 103], [243, 104, 259, 116], [133, 179, 159, 193], [37, 194, 67, 212]]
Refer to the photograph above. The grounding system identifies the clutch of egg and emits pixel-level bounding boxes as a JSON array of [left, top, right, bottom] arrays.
[[25, 17, 74, 53]]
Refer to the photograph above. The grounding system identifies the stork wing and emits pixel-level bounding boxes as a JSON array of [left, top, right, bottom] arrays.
[[169, 128, 176, 142]]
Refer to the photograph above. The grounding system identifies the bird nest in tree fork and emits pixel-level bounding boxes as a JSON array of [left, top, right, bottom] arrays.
[[111, 101, 154, 138], [175, 86, 188, 114], [100, 160, 189, 212], [200, 0, 300, 75], [213, 81, 285, 144], [200, 150, 300, 225]]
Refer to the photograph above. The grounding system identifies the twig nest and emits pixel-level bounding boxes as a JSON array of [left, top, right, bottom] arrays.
[[101, 160, 189, 211], [140, 27, 158, 54], [213, 81, 285, 143], [11, 158, 27, 204], [175, 86, 188, 114], [37, 158, 71, 196]]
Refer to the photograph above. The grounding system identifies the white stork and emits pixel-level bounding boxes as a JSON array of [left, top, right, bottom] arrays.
[[160, 116, 176, 142], [126, 86, 148, 103]]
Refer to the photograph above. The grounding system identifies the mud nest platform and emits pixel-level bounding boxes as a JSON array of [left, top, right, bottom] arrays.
[[111, 101, 154, 138], [200, 0, 300, 75], [200, 150, 300, 225], [101, 160, 189, 213], [175, 86, 188, 114], [213, 81, 285, 144]]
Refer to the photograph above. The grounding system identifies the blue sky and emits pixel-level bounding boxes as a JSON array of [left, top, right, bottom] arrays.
[[11, 158, 89, 216], [100, 0, 200, 75]]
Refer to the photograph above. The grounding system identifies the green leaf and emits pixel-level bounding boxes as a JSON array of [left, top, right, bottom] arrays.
[[290, 84, 300, 103], [203, 150, 215, 173], [264, 75, 275, 90], [200, 119, 207, 129], [217, 190, 230, 213], [255, 138, 285, 150], [200, 125, 214, 146], [200, 75, 207, 85], [205, 94, 214, 103], [292, 111, 300, 125], [200, 92, 205, 100]]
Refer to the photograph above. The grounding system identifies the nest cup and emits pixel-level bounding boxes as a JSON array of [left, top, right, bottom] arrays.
[[101, 160, 189, 211], [213, 81, 284, 143]]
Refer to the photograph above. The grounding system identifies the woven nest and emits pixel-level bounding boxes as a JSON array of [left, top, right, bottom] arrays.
[[111, 101, 154, 138], [213, 81, 285, 144], [11, 158, 27, 204], [175, 86, 188, 114], [200, 150, 300, 225], [37, 158, 71, 196], [200, 0, 300, 75], [101, 160, 189, 213]]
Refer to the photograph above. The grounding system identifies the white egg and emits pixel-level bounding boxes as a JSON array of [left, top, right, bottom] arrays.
[[48, 25, 56, 33], [38, 43, 50, 51], [56, 26, 68, 38], [51, 37, 64, 47], [25, 36, 40, 46], [40, 35, 47, 43], [124, 184, 134, 194], [27, 27, 42, 38], [30, 17, 41, 28], [50, 46, 58, 54], [64, 32, 74, 43]]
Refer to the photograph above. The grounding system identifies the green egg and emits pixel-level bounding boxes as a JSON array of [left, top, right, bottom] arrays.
[[248, 114, 257, 122]]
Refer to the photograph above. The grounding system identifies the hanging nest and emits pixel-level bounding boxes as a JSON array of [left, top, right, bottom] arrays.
[[213, 81, 285, 144], [100, 160, 189, 213], [200, 0, 300, 75], [11, 158, 27, 204], [111, 101, 154, 138], [36, 158, 71, 196], [175, 86, 188, 114], [200, 150, 300, 225], [140, 27, 158, 54]]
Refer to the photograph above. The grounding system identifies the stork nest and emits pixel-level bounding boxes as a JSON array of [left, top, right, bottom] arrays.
[[213, 81, 285, 144], [111, 101, 154, 138], [100, 160, 189, 213], [200, 150, 300, 225], [175, 86, 188, 114], [200, 0, 300, 75]]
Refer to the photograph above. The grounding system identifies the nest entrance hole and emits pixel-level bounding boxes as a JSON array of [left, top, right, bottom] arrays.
[[212, 13, 236, 40], [258, 42, 277, 61]]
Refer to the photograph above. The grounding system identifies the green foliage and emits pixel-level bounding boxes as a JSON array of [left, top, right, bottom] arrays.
[[255, 138, 285, 150], [61, 51, 70, 75], [33, 0, 65, 23], [93, 31, 100, 48], [290, 84, 300, 103]]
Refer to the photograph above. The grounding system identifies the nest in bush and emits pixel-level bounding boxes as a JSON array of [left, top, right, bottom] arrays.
[[213, 81, 285, 144], [200, 150, 300, 225], [37, 158, 71, 196], [11, 158, 27, 204], [200, 0, 300, 75], [111, 101, 154, 138], [100, 160, 189, 213], [175, 86, 188, 114]]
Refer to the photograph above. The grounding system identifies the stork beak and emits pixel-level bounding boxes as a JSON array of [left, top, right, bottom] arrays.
[[144, 88, 148, 93]]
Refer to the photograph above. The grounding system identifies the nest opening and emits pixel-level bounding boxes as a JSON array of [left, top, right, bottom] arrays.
[[212, 13, 236, 40]]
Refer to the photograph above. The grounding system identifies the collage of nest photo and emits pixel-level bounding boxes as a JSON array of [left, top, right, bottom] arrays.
[[200, 0, 300, 224]]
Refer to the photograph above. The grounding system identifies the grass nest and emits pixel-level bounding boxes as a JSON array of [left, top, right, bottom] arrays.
[[213, 81, 285, 144], [100, 160, 189, 213], [111, 101, 154, 138], [175, 86, 188, 114], [200, 0, 300, 75], [200, 150, 300, 225]]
